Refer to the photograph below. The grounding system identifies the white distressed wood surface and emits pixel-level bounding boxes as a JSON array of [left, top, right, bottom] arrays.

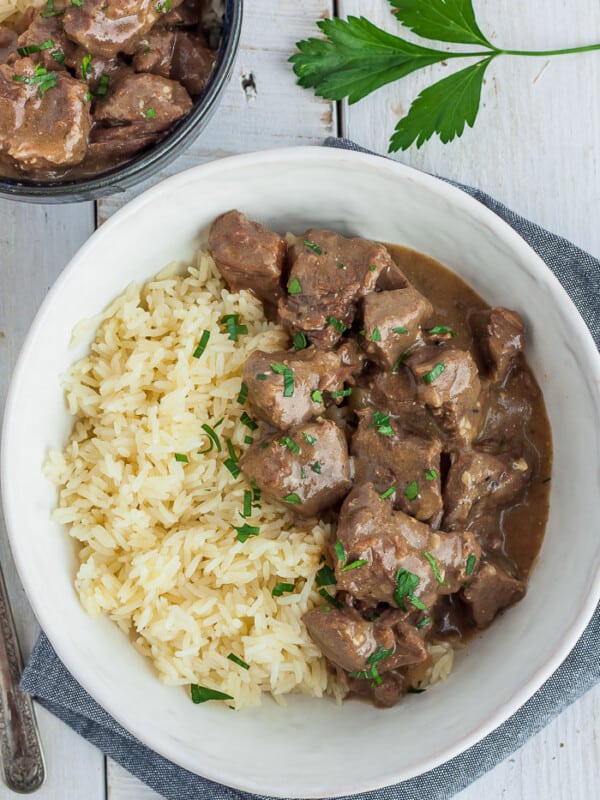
[[0, 0, 599, 799]]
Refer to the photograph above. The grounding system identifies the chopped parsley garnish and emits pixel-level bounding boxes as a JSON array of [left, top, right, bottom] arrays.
[[380, 485, 396, 500], [424, 551, 444, 585], [311, 389, 323, 403], [17, 39, 55, 57], [270, 363, 294, 397], [370, 327, 382, 342], [334, 540, 346, 563], [341, 559, 368, 572], [302, 432, 317, 446], [237, 382, 248, 404], [370, 410, 394, 437], [338, 262, 346, 270], [96, 74, 109, 96], [272, 582, 295, 597], [278, 436, 301, 454], [422, 361, 446, 385], [416, 616, 431, 629], [393, 326, 409, 334], [330, 387, 352, 398], [81, 53, 92, 81], [220, 313, 248, 342], [256, 373, 267, 381], [233, 523, 260, 543], [424, 468, 438, 481], [157, 0, 172, 12], [316, 565, 336, 586], [244, 435, 254, 445], [391, 352, 408, 373], [394, 568, 428, 612], [318, 588, 343, 609], [193, 330, 210, 359], [301, 468, 307, 479], [250, 479, 261, 502], [348, 646, 393, 687], [227, 653, 250, 670], [198, 423, 222, 454], [288, 277, 303, 294], [224, 439, 240, 478], [304, 240, 322, 254], [404, 480, 419, 501], [368, 264, 377, 271], [293, 332, 308, 350], [240, 412, 258, 431], [12, 63, 58, 96], [191, 684, 233, 704], [283, 492, 302, 504], [242, 490, 252, 518], [427, 325, 457, 337], [466, 554, 477, 576], [174, 453, 189, 463], [311, 461, 322, 474], [327, 316, 346, 333]]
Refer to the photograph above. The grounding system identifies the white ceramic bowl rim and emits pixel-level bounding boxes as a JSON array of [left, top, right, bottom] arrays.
[[2, 147, 600, 798]]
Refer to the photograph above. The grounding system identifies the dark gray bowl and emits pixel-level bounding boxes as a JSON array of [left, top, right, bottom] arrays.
[[0, 0, 243, 204]]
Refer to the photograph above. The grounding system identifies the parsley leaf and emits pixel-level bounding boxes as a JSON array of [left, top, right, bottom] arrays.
[[390, 0, 493, 48]]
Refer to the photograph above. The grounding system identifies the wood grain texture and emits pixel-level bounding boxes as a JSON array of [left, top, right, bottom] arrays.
[[339, 0, 600, 258]]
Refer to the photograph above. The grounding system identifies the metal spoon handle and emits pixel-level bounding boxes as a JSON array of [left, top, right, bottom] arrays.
[[0, 564, 45, 793]]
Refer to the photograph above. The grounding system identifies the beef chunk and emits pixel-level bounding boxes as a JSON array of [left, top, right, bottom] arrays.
[[0, 58, 91, 171], [347, 671, 406, 708], [63, 0, 183, 59], [156, 0, 202, 29], [88, 123, 159, 165], [461, 561, 526, 628], [335, 484, 480, 607], [351, 410, 442, 523], [242, 347, 354, 430], [94, 72, 192, 130], [16, 5, 77, 71], [376, 262, 410, 291], [303, 607, 426, 674], [170, 33, 216, 96], [240, 419, 352, 518], [407, 346, 481, 442], [209, 211, 286, 307], [0, 26, 16, 64], [277, 230, 397, 348], [443, 449, 532, 530], [362, 287, 433, 370], [133, 29, 176, 77], [66, 48, 129, 91], [470, 307, 525, 383]]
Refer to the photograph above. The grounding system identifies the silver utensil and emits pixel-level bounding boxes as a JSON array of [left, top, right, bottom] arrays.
[[0, 563, 45, 792]]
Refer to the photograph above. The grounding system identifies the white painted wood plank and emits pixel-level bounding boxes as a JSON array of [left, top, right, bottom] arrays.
[[99, 0, 337, 221], [0, 200, 106, 799], [339, 0, 600, 258]]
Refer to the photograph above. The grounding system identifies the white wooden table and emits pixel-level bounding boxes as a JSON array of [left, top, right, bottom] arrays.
[[1, 1, 599, 798]]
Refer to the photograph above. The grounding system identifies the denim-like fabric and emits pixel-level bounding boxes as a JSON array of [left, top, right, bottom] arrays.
[[20, 138, 600, 800]]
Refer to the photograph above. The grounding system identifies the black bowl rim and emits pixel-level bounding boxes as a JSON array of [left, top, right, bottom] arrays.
[[0, 0, 243, 203]]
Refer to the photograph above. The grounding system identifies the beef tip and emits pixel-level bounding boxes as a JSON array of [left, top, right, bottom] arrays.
[[407, 346, 481, 442], [376, 261, 410, 291], [63, 0, 183, 59], [240, 418, 352, 518], [303, 606, 426, 674], [277, 230, 397, 348], [347, 671, 406, 709], [470, 307, 525, 384], [335, 484, 480, 608], [66, 49, 129, 92], [94, 72, 192, 131], [443, 449, 532, 530], [16, 5, 77, 71], [242, 347, 353, 430], [357, 368, 437, 440], [156, 0, 203, 29], [351, 410, 442, 523], [87, 123, 159, 165], [0, 25, 17, 63], [209, 211, 286, 307], [336, 338, 366, 386], [133, 29, 176, 77], [461, 560, 526, 628], [0, 58, 91, 171], [362, 287, 433, 370], [476, 374, 534, 454], [170, 33, 216, 96]]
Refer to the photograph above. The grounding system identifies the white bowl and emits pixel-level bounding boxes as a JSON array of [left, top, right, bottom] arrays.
[[2, 147, 600, 798]]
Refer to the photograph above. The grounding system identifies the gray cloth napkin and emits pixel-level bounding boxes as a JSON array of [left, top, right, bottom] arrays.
[[21, 138, 600, 800]]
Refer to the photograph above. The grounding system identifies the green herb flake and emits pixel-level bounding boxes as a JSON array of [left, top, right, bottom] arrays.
[[416, 616, 431, 629], [237, 382, 248, 404], [370, 327, 382, 342], [334, 540, 346, 563], [288, 277, 303, 294], [198, 423, 222, 455], [193, 330, 211, 359], [427, 325, 457, 337], [405, 480, 419, 501], [244, 435, 254, 445], [304, 240, 322, 255], [302, 432, 317, 446], [191, 684, 233, 704], [81, 53, 92, 80], [145, 107, 156, 119], [220, 313, 248, 342], [240, 411, 258, 431], [233, 523, 260, 543], [224, 459, 240, 478], [466, 553, 477, 576], [391, 352, 408, 373], [293, 332, 308, 350], [327, 316, 346, 333], [283, 492, 302, 504], [272, 582, 295, 597], [250, 479, 261, 502], [370, 410, 394, 437], [424, 468, 438, 481], [311, 461, 322, 474], [277, 436, 301, 455], [318, 588, 343, 609], [174, 453, 189, 463], [256, 373, 267, 381], [341, 559, 368, 572], [394, 568, 420, 611], [338, 262, 346, 270], [369, 265, 377, 271], [316, 565, 336, 586], [330, 387, 352, 398], [380, 485, 396, 500], [311, 389, 323, 403], [227, 653, 250, 670], [242, 490, 252, 518], [424, 551, 444, 585], [393, 326, 409, 334], [422, 361, 446, 385], [270, 363, 294, 397]]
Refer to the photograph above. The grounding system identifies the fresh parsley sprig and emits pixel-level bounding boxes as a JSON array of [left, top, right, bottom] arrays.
[[291, 0, 600, 151]]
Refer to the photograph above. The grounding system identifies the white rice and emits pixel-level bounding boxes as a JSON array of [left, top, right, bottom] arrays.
[[45, 250, 454, 708]]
